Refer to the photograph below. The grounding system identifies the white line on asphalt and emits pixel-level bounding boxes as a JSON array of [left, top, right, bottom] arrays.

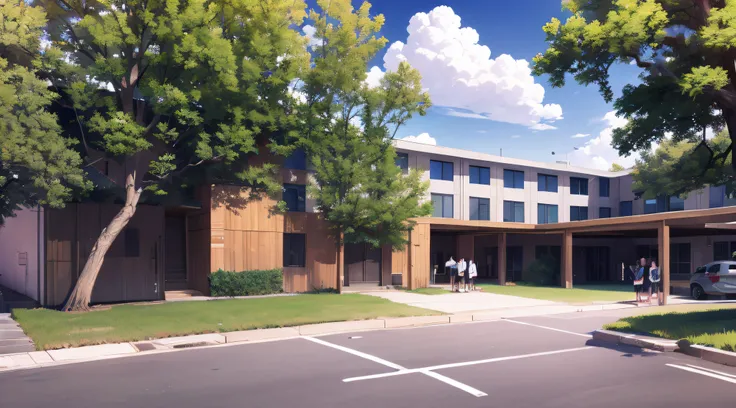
[[421, 370, 487, 397], [302, 336, 405, 370], [666, 364, 736, 384], [685, 364, 736, 379], [502, 318, 593, 338], [343, 346, 593, 382]]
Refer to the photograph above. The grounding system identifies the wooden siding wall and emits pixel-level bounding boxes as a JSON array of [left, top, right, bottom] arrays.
[[408, 224, 431, 289]]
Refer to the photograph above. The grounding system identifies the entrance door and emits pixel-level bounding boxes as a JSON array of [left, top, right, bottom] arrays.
[[506, 246, 523, 282], [344, 243, 381, 286], [165, 215, 188, 290]]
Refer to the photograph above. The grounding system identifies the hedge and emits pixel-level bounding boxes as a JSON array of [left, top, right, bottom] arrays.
[[209, 269, 283, 297]]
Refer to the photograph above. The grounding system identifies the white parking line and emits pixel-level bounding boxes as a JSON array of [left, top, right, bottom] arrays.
[[685, 364, 736, 379], [666, 364, 736, 384], [302, 336, 405, 370], [421, 370, 487, 397], [502, 318, 593, 338]]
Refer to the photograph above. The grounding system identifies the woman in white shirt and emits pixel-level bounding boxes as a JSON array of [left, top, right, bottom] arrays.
[[467, 260, 478, 291]]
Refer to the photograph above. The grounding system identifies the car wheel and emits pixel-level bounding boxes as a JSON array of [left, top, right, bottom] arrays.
[[691, 284, 707, 300]]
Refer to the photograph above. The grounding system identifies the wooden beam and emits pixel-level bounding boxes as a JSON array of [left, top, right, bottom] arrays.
[[658, 221, 670, 305], [561, 230, 573, 289], [497, 232, 506, 286]]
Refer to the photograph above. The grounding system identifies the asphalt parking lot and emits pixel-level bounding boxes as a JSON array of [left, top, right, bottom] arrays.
[[1, 310, 735, 408]]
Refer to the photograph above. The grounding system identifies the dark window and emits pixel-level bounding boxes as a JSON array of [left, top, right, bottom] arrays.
[[570, 177, 588, 195], [431, 194, 453, 218], [599, 207, 612, 218], [469, 197, 490, 221], [620, 201, 633, 216], [507, 246, 523, 282], [644, 198, 657, 214], [669, 195, 685, 211], [283, 184, 306, 212], [535, 245, 561, 262], [670, 243, 691, 276], [570, 206, 588, 221], [538, 174, 558, 192], [503, 201, 524, 222], [395, 152, 409, 173], [538, 204, 558, 224], [283, 148, 306, 170], [469, 166, 490, 185], [283, 234, 306, 267], [430, 160, 453, 181], [713, 241, 736, 261], [124, 228, 140, 258], [707, 263, 721, 274], [503, 169, 524, 189], [710, 185, 725, 208], [599, 178, 610, 197]]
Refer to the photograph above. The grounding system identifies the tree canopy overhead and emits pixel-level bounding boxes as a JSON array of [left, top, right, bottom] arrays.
[[533, 0, 736, 195]]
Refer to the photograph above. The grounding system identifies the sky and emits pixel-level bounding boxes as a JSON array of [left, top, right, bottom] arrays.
[[307, 0, 647, 171]]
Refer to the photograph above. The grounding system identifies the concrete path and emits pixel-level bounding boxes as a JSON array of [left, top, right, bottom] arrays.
[[0, 314, 34, 355], [365, 290, 560, 313]]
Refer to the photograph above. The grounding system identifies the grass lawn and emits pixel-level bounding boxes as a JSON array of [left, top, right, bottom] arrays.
[[13, 294, 439, 350], [604, 305, 736, 352], [476, 282, 634, 303]]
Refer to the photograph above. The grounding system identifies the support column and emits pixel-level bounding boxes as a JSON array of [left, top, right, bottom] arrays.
[[658, 221, 670, 305], [498, 232, 507, 286], [561, 230, 573, 288]]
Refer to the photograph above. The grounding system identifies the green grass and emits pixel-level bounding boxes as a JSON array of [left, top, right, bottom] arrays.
[[604, 307, 736, 351], [476, 282, 634, 303], [13, 294, 439, 350]]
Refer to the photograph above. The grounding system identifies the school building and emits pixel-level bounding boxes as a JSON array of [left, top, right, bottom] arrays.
[[1, 140, 736, 307]]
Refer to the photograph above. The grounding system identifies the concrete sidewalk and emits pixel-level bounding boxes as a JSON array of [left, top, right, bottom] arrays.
[[0, 314, 34, 355], [0, 302, 635, 373], [365, 290, 561, 313]]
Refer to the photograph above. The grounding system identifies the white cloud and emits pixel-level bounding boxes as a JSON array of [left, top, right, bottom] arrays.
[[568, 111, 643, 170], [382, 6, 562, 129], [530, 123, 557, 131], [446, 109, 491, 120], [365, 66, 385, 88], [302, 25, 323, 49], [571, 133, 590, 139], [401, 132, 437, 145]]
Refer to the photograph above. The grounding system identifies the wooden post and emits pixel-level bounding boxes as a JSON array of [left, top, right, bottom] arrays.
[[498, 232, 507, 286], [561, 230, 573, 288], [658, 221, 670, 305]]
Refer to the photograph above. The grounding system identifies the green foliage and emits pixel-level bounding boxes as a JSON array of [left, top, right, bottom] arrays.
[[209, 269, 283, 297], [609, 163, 625, 172], [525, 255, 560, 286], [534, 0, 736, 195], [0, 1, 90, 223]]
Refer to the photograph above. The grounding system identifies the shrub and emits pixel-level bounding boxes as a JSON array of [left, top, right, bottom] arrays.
[[525, 255, 559, 286], [209, 269, 283, 297]]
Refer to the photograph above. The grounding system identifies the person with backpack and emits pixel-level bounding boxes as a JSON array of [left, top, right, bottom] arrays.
[[649, 260, 662, 306], [633, 258, 646, 303]]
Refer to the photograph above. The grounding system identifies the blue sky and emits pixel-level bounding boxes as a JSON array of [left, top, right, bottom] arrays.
[[322, 1, 645, 169]]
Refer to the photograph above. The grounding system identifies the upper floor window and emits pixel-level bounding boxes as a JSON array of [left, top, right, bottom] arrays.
[[644, 198, 658, 214], [620, 201, 633, 216], [395, 152, 409, 173], [538, 174, 558, 193], [669, 195, 685, 211], [469, 165, 490, 185], [570, 206, 588, 221], [708, 185, 736, 208], [283, 148, 306, 170], [503, 201, 524, 222], [599, 178, 610, 197], [430, 160, 453, 181], [431, 193, 453, 218], [599, 207, 612, 218], [503, 169, 524, 189], [283, 184, 306, 212], [469, 197, 490, 221], [570, 177, 588, 195], [538, 203, 558, 224]]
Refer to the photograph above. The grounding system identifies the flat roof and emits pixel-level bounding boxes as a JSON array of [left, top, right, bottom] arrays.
[[393, 139, 630, 178]]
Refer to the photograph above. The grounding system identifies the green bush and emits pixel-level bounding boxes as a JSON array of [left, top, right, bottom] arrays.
[[209, 269, 283, 297], [525, 255, 559, 286]]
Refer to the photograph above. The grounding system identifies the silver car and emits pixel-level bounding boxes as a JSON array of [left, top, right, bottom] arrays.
[[690, 261, 736, 300]]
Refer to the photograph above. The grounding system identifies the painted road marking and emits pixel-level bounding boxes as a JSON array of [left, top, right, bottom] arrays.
[[343, 346, 593, 382], [502, 318, 593, 338], [666, 364, 736, 384], [685, 364, 736, 379], [303, 336, 486, 398]]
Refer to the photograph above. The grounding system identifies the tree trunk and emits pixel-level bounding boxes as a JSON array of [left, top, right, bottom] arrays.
[[336, 228, 343, 294], [63, 172, 142, 311]]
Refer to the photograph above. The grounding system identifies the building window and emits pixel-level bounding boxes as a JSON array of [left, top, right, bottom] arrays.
[[599, 178, 610, 197], [535, 245, 561, 265], [283, 184, 306, 212], [538, 174, 558, 193], [283, 148, 307, 170], [470, 197, 490, 221], [124, 228, 140, 258], [620, 201, 633, 216], [507, 246, 523, 282], [395, 152, 409, 173], [430, 160, 453, 181], [709, 184, 736, 208], [283, 234, 306, 267], [570, 177, 588, 195], [599, 207, 612, 218], [713, 241, 736, 261], [503, 169, 524, 189], [570, 206, 588, 221], [431, 193, 454, 218], [538, 203, 558, 224], [503, 201, 524, 222], [644, 198, 657, 214], [469, 165, 490, 185], [669, 195, 685, 211], [670, 243, 691, 276]]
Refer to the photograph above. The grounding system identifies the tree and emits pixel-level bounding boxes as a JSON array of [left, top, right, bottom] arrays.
[[39, 0, 307, 311], [0, 1, 88, 224], [609, 163, 625, 172], [289, 0, 432, 292], [533, 0, 736, 196]]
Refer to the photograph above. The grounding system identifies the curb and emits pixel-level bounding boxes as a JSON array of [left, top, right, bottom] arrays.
[[677, 340, 736, 367]]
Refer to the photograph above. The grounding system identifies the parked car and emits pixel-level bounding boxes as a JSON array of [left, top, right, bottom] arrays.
[[690, 261, 736, 300]]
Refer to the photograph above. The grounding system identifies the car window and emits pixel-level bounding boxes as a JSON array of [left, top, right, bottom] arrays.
[[729, 264, 736, 271], [707, 264, 721, 273], [695, 266, 706, 274]]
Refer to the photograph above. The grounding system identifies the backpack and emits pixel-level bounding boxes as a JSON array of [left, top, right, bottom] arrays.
[[650, 268, 660, 282]]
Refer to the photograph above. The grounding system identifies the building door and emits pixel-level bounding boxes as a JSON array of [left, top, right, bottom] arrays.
[[164, 215, 188, 290], [344, 243, 381, 286], [506, 246, 523, 282], [584, 247, 611, 282]]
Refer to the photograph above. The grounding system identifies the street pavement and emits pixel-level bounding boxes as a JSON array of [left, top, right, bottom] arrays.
[[1, 308, 735, 408]]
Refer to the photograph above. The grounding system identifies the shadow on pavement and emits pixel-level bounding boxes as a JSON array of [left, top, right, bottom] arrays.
[[585, 339, 662, 359]]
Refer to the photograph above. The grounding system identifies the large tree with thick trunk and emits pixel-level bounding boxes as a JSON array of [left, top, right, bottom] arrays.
[[38, 0, 307, 311], [533, 0, 736, 195]]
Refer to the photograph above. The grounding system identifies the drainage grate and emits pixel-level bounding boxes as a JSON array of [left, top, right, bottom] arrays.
[[133, 342, 156, 352], [172, 342, 213, 349]]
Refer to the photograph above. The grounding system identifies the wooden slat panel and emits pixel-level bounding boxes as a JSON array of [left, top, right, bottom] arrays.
[[187, 229, 211, 294], [283, 267, 308, 292], [306, 213, 337, 291], [381, 245, 392, 287]]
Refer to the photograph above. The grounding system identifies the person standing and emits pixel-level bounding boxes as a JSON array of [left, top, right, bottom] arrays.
[[446, 257, 457, 293], [649, 260, 662, 306], [633, 258, 646, 303], [467, 259, 477, 291], [457, 258, 467, 292]]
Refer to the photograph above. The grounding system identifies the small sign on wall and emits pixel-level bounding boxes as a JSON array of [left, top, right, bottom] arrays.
[[18, 252, 28, 266]]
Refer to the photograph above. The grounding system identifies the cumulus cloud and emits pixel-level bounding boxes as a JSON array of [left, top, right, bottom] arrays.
[[530, 123, 557, 131], [302, 25, 323, 49], [365, 66, 385, 88], [382, 6, 562, 128], [571, 133, 590, 139], [401, 133, 437, 145], [568, 111, 641, 170]]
